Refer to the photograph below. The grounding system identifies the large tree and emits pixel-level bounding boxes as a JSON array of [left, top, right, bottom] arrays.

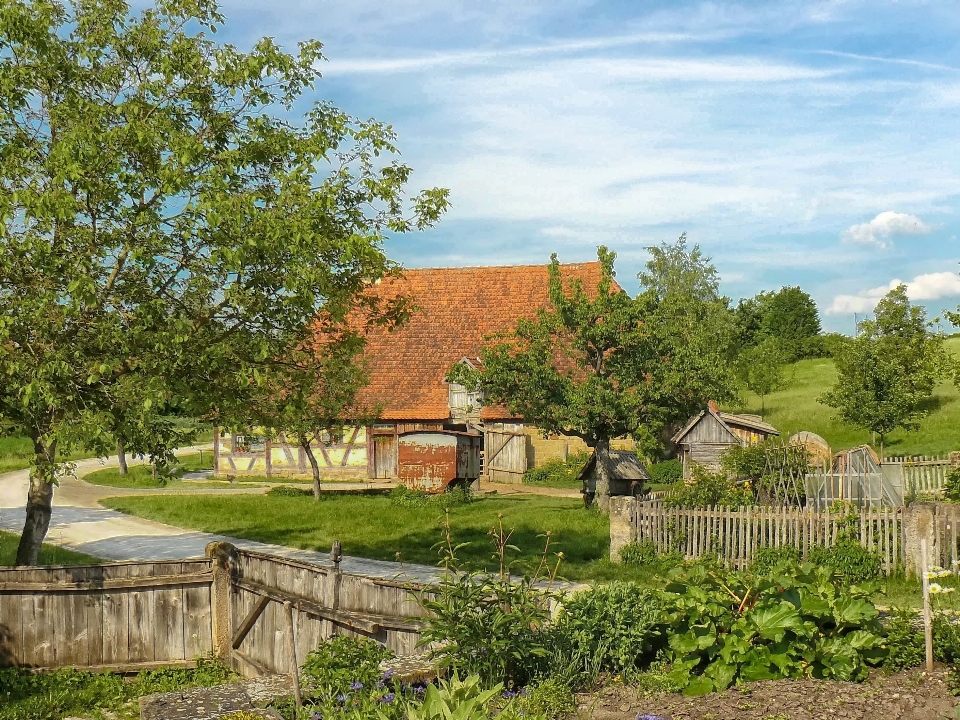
[[735, 286, 822, 361], [819, 286, 950, 456], [735, 337, 790, 417], [0, 0, 447, 564], [453, 239, 737, 509]]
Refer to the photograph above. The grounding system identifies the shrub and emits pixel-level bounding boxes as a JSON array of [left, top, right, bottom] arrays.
[[266, 484, 312, 497], [660, 561, 886, 694], [807, 540, 882, 584], [647, 460, 682, 485], [945, 468, 960, 502], [882, 608, 925, 673], [663, 465, 754, 509], [300, 635, 394, 700], [721, 443, 767, 481], [619, 540, 682, 570], [555, 583, 664, 679], [750, 545, 801, 576], [522, 451, 590, 487], [503, 678, 574, 720]]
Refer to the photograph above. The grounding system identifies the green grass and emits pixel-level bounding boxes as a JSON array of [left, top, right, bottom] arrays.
[[0, 436, 96, 475], [83, 452, 214, 488], [731, 336, 960, 456], [0, 530, 102, 566]]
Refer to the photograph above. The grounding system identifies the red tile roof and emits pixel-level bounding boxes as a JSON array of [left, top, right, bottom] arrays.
[[356, 262, 607, 421]]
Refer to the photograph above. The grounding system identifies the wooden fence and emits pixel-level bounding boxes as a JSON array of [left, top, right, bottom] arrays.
[[630, 501, 905, 574], [0, 544, 429, 674], [888, 455, 954, 497], [0, 559, 213, 671]]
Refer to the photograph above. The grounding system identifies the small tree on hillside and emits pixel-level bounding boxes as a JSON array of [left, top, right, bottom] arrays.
[[452, 240, 737, 509], [735, 338, 791, 416], [819, 286, 950, 457]]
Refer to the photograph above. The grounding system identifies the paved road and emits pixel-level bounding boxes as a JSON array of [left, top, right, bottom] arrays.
[[0, 450, 441, 583]]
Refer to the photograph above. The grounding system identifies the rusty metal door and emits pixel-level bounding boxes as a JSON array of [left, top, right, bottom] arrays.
[[373, 435, 397, 478]]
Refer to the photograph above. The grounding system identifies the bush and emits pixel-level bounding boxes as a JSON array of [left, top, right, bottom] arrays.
[[663, 465, 754, 509], [522, 451, 590, 487], [299, 635, 394, 700], [266, 484, 313, 497], [720, 444, 767, 481], [882, 608, 925, 673], [647, 460, 682, 485], [807, 540, 882, 584], [555, 583, 664, 679], [750, 545, 801, 576], [619, 540, 682, 570], [944, 468, 960, 502], [503, 678, 574, 720]]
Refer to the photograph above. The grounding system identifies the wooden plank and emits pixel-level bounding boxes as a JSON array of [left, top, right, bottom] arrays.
[[232, 596, 270, 650], [127, 563, 156, 664], [153, 563, 186, 663], [0, 572, 212, 593], [0, 569, 25, 666]]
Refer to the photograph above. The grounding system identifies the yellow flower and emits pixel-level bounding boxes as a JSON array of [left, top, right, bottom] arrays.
[[944, 588, 957, 595], [939, 570, 953, 578], [930, 583, 944, 595]]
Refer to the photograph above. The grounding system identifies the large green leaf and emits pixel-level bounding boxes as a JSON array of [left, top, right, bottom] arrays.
[[749, 601, 804, 642]]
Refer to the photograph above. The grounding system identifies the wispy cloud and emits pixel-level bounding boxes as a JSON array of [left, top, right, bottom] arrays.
[[828, 271, 960, 314], [815, 50, 960, 74], [840, 211, 933, 248]]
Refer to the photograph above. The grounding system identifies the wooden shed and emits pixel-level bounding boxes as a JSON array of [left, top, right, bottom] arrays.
[[580, 450, 650, 509], [397, 430, 481, 493], [672, 407, 779, 477]]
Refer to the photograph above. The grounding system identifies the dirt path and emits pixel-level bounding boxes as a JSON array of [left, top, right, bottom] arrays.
[[580, 668, 958, 720], [481, 480, 581, 499]]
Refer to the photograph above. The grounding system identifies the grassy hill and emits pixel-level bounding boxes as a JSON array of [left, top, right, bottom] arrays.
[[730, 337, 960, 457]]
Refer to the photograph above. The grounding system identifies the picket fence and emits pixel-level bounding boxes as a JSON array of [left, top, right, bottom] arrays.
[[888, 455, 954, 497], [632, 501, 904, 574]]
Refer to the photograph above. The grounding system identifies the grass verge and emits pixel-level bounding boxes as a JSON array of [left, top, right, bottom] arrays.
[[0, 530, 102, 566], [82, 452, 214, 488]]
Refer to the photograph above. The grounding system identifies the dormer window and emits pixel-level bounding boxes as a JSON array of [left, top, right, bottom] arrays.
[[448, 357, 484, 420]]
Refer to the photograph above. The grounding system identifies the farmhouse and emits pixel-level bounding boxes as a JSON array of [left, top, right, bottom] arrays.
[[215, 262, 608, 483], [672, 403, 779, 477]]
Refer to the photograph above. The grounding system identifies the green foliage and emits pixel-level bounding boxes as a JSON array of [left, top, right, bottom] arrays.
[[0, 0, 448, 561], [389, 484, 474, 509], [460, 238, 737, 465], [808, 540, 882, 584], [619, 540, 683, 570], [720, 443, 768, 481], [408, 675, 528, 720], [300, 635, 394, 700], [555, 583, 664, 677], [945, 468, 960, 502], [416, 518, 562, 687], [501, 678, 575, 720], [0, 530, 102, 567], [735, 287, 823, 362], [735, 338, 792, 413], [934, 613, 960, 664], [266, 485, 314, 497], [820, 285, 952, 451], [881, 608, 926, 673], [750, 545, 801, 576], [647, 459, 682, 485], [522, 452, 591, 488], [0, 658, 234, 720], [631, 658, 686, 696], [661, 562, 886, 695], [663, 466, 754, 509]]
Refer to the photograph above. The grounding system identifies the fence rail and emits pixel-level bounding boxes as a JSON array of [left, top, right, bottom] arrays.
[[632, 502, 905, 574], [888, 455, 954, 497]]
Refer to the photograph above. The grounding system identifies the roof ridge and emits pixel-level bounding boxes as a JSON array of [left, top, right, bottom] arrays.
[[398, 261, 601, 272]]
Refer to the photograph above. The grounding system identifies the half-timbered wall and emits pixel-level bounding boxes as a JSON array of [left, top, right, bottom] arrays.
[[214, 427, 368, 479]]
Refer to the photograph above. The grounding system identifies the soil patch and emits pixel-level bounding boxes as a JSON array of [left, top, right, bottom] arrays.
[[579, 668, 958, 720]]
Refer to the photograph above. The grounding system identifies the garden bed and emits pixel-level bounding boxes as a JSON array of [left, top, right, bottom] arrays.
[[582, 668, 957, 720]]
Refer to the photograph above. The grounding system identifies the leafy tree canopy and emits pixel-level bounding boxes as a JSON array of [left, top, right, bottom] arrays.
[[819, 285, 951, 454], [735, 286, 823, 361], [0, 0, 447, 563], [735, 337, 791, 416]]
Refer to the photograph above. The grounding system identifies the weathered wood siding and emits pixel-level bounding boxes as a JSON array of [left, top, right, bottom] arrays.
[[0, 560, 213, 670], [679, 413, 740, 476], [229, 550, 429, 678], [484, 422, 528, 483], [214, 427, 368, 479]]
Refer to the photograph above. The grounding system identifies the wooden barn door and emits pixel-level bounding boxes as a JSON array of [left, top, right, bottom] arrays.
[[484, 425, 527, 483], [373, 435, 397, 478]]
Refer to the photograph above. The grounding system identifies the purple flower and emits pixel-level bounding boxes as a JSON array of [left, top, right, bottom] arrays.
[[382, 669, 396, 680], [636, 715, 670, 720], [336, 694, 349, 704], [310, 713, 323, 720], [350, 682, 364, 691], [519, 688, 531, 697], [380, 693, 397, 704], [502, 690, 517, 699]]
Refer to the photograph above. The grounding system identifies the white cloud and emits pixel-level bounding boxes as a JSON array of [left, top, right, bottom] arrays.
[[828, 271, 960, 314], [840, 211, 933, 247]]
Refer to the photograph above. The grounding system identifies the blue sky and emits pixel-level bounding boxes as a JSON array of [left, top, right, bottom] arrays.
[[217, 0, 960, 333]]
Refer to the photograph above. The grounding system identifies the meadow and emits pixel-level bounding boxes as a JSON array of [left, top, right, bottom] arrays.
[[732, 336, 960, 456]]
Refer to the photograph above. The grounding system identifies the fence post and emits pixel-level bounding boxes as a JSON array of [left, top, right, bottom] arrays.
[[903, 503, 937, 578], [609, 496, 638, 563], [921, 538, 934, 673], [206, 541, 237, 661]]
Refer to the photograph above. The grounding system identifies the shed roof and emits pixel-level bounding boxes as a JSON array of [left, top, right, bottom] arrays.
[[353, 262, 608, 421], [672, 408, 779, 443], [578, 450, 650, 481]]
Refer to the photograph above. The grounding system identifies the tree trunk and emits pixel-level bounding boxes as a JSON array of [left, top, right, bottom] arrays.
[[117, 438, 128, 475], [16, 438, 57, 566], [595, 437, 613, 512], [300, 435, 322, 500]]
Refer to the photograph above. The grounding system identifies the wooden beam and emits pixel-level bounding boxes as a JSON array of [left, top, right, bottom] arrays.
[[0, 571, 213, 593], [231, 596, 270, 650], [233, 649, 271, 676]]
